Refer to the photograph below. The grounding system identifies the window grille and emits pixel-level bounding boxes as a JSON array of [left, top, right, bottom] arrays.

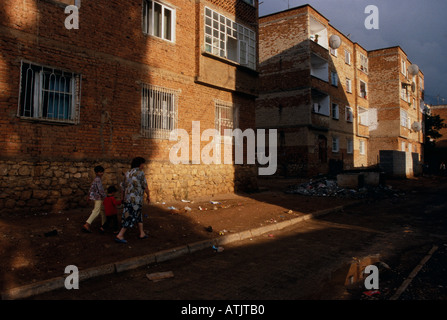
[[18, 61, 81, 124], [141, 84, 179, 139], [215, 99, 239, 137]]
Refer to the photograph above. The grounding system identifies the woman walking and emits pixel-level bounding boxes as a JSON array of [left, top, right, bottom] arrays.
[[115, 157, 150, 243]]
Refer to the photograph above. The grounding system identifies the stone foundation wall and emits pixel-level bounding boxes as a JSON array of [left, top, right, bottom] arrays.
[[0, 159, 258, 214]]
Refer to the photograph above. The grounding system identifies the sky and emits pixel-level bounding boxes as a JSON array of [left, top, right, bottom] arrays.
[[259, 0, 447, 105]]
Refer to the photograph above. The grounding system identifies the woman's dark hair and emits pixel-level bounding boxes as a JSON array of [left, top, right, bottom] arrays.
[[131, 157, 146, 169], [94, 165, 105, 173]]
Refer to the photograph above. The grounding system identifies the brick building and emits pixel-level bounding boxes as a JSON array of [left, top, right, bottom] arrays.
[[256, 5, 424, 177], [368, 47, 425, 168], [0, 0, 259, 213], [257, 5, 370, 177]]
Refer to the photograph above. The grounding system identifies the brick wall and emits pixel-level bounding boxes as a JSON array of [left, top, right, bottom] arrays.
[[0, 0, 259, 213]]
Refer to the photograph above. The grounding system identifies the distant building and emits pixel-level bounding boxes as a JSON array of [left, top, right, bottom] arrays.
[[256, 4, 424, 177], [368, 46, 425, 167]]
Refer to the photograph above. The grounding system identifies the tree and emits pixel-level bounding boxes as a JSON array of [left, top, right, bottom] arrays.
[[424, 113, 446, 147]]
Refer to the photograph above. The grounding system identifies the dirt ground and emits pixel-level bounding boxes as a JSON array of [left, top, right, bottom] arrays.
[[0, 175, 438, 293]]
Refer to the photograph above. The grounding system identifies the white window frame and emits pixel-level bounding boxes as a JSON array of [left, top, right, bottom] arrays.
[[359, 140, 366, 155], [143, 0, 176, 42], [332, 103, 339, 120], [346, 106, 353, 122], [332, 136, 339, 153], [204, 7, 256, 70], [359, 80, 367, 99], [401, 141, 406, 152], [330, 47, 338, 57], [346, 78, 352, 93], [347, 139, 353, 154], [401, 59, 406, 75], [18, 61, 82, 124], [360, 53, 368, 73], [344, 50, 351, 65], [331, 71, 338, 87], [141, 83, 179, 139], [400, 109, 408, 128]]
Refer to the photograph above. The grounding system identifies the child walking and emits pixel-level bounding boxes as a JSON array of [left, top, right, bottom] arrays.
[[82, 165, 107, 233], [101, 185, 122, 233]]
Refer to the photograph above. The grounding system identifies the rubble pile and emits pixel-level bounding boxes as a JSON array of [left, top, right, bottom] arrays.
[[285, 177, 403, 199]]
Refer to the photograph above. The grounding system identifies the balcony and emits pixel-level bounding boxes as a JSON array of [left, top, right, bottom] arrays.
[[309, 17, 328, 50], [310, 53, 328, 82]]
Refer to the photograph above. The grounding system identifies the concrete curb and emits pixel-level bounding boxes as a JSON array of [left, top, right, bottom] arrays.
[[0, 202, 357, 300]]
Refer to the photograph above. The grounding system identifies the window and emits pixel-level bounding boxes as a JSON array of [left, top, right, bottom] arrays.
[[204, 7, 256, 69], [360, 53, 368, 73], [359, 140, 365, 155], [241, 0, 254, 5], [344, 50, 351, 65], [18, 61, 81, 124], [401, 83, 410, 102], [360, 80, 367, 99], [215, 100, 239, 142], [143, 0, 175, 42], [331, 71, 338, 86], [400, 109, 408, 128], [408, 143, 412, 153], [401, 141, 406, 152], [401, 59, 406, 75], [346, 106, 353, 122], [330, 47, 338, 57], [332, 103, 339, 120], [347, 139, 353, 154], [332, 136, 339, 153], [346, 78, 352, 93], [141, 84, 179, 139]]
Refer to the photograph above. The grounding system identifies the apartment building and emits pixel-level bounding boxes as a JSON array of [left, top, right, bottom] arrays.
[[368, 46, 425, 167], [0, 0, 259, 212], [257, 4, 424, 177], [257, 5, 370, 177]]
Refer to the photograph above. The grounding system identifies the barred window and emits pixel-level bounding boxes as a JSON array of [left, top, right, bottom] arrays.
[[141, 84, 179, 139], [18, 61, 81, 124], [204, 7, 256, 70], [215, 99, 239, 139]]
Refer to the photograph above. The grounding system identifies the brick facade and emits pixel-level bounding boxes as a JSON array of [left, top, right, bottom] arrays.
[[257, 5, 370, 176], [0, 0, 259, 213], [368, 47, 425, 169], [257, 5, 424, 177]]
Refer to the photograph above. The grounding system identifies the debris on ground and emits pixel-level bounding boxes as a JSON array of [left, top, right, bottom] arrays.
[[212, 245, 224, 253], [146, 271, 174, 282], [285, 176, 403, 199]]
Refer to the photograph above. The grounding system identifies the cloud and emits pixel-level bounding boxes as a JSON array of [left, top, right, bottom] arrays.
[[259, 0, 447, 103]]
